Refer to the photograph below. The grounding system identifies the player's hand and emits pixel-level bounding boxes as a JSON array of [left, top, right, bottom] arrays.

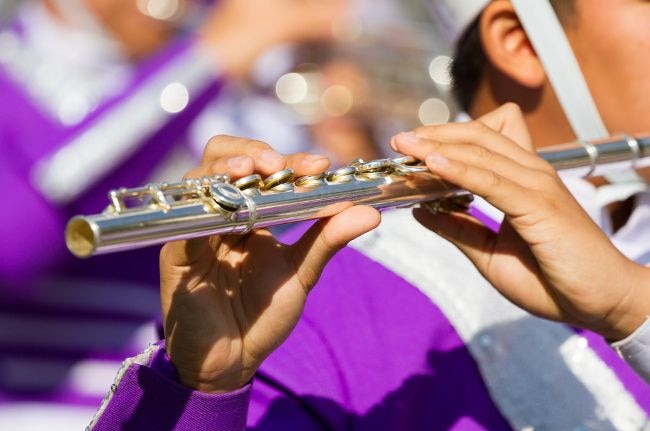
[[160, 136, 379, 392], [392, 104, 648, 340]]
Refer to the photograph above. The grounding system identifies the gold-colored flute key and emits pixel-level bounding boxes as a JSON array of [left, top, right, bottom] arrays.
[[65, 134, 650, 258]]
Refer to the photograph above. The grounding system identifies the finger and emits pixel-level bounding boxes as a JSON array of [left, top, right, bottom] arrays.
[[284, 153, 331, 176], [474, 103, 535, 152], [394, 121, 545, 171], [414, 208, 560, 319], [160, 236, 211, 270], [183, 156, 256, 180], [393, 133, 549, 191], [412, 207, 497, 275], [201, 135, 286, 174], [289, 205, 381, 290], [186, 151, 332, 183], [421, 151, 551, 219], [421, 122, 543, 169]]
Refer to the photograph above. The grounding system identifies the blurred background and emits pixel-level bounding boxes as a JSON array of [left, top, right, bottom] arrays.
[[0, 0, 454, 428]]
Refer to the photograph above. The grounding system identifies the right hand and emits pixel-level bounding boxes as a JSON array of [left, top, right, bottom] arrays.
[[199, 0, 348, 77], [393, 104, 650, 341], [159, 136, 380, 393]]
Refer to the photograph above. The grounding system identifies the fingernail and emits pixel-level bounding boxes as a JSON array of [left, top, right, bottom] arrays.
[[304, 154, 328, 162], [396, 132, 421, 147], [227, 156, 248, 169], [390, 137, 398, 152], [261, 150, 283, 165], [425, 152, 449, 167]]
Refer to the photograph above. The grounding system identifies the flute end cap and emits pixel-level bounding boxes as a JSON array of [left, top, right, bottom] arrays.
[[65, 217, 96, 258]]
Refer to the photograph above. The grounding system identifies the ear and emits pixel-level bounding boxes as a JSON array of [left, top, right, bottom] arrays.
[[479, 0, 546, 88]]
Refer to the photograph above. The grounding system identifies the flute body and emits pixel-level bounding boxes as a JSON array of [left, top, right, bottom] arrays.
[[66, 134, 650, 258]]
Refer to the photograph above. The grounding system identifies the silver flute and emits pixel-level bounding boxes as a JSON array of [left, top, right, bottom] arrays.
[[66, 134, 650, 258]]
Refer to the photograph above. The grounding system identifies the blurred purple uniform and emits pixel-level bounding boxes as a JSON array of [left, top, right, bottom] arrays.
[[0, 4, 223, 427]]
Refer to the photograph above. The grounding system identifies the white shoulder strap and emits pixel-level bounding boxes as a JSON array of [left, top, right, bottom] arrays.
[[510, 0, 608, 141], [511, 0, 648, 203]]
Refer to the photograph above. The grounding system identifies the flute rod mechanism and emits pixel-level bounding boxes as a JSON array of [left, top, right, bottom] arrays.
[[66, 134, 650, 258], [538, 134, 650, 176]]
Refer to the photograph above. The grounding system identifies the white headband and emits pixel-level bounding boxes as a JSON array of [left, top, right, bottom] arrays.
[[428, 0, 488, 44]]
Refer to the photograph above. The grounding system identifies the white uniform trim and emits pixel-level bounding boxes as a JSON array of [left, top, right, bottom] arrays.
[[86, 343, 159, 431], [30, 44, 219, 204], [613, 318, 650, 383], [350, 209, 648, 430]]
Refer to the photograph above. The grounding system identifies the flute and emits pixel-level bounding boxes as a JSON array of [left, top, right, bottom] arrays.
[[66, 134, 650, 258]]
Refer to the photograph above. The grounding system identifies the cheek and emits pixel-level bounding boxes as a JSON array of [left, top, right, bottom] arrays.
[[597, 36, 650, 132], [567, 18, 650, 133]]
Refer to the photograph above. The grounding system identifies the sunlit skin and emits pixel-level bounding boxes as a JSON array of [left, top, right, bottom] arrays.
[[392, 104, 650, 343], [159, 1, 650, 392], [567, 0, 650, 137], [471, 0, 650, 146], [470, 0, 650, 229], [162, 105, 650, 394], [160, 140, 379, 392]]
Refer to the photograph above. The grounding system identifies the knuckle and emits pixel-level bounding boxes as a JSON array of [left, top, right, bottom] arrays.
[[465, 121, 489, 142], [539, 160, 556, 175], [501, 102, 523, 117], [486, 171, 502, 188], [538, 170, 562, 188], [413, 124, 441, 138], [471, 144, 493, 161], [247, 139, 274, 156], [205, 134, 230, 151], [202, 135, 233, 160], [467, 120, 487, 134]]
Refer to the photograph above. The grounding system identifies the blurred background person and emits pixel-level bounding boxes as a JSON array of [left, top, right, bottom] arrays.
[[0, 0, 352, 428], [0, 0, 459, 428], [264, 0, 457, 166]]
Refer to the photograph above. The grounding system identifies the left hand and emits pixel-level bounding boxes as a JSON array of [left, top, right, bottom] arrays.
[[160, 136, 380, 393]]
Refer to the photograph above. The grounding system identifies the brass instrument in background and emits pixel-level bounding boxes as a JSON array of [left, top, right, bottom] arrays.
[[66, 134, 650, 258]]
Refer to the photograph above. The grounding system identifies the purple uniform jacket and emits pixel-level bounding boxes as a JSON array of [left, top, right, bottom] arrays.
[[0, 34, 222, 295], [90, 239, 650, 430], [0, 18, 223, 419]]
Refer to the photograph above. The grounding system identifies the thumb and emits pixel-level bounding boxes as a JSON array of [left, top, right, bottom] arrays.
[[476, 103, 534, 152], [412, 207, 497, 275], [160, 236, 214, 270], [290, 205, 381, 289]]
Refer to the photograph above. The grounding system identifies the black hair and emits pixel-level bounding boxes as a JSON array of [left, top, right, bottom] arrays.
[[450, 0, 575, 112]]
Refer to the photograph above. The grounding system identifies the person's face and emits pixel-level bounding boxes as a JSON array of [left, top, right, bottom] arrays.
[[566, 0, 650, 134]]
